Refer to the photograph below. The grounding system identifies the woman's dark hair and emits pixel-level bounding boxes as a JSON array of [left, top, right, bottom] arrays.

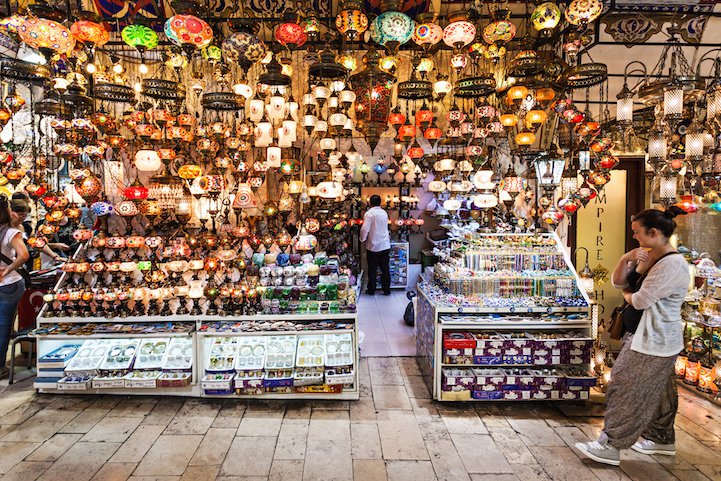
[[9, 198, 30, 214], [0, 195, 10, 226], [632, 206, 686, 238]]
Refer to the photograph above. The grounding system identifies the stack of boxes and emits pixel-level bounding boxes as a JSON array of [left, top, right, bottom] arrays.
[[441, 331, 595, 401]]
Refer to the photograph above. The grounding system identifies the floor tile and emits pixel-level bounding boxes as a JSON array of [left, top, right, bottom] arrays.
[[220, 436, 275, 477], [353, 459, 387, 481], [618, 449, 680, 481], [274, 423, 308, 460], [109, 425, 165, 464], [163, 400, 220, 436], [438, 406, 488, 435], [529, 446, 600, 481], [506, 419, 565, 447], [0, 441, 41, 474], [696, 465, 721, 481], [269, 459, 304, 481], [373, 385, 412, 410], [376, 410, 428, 461], [486, 427, 537, 465], [349, 397, 377, 424], [303, 411, 352, 481], [212, 402, 247, 429], [90, 462, 137, 481], [424, 432, 472, 481], [179, 465, 220, 481], [134, 435, 202, 476], [3, 408, 79, 443], [81, 417, 143, 444], [236, 410, 284, 437], [37, 442, 121, 481], [0, 461, 51, 481], [451, 433, 514, 474], [141, 399, 185, 428], [385, 460, 437, 481], [26, 433, 83, 462], [106, 399, 158, 418], [188, 427, 235, 466], [351, 423, 382, 459]]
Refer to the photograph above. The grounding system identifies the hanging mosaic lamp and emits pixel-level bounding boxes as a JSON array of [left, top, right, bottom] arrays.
[[531, 2, 561, 34], [335, 0, 368, 39], [222, 24, 267, 72], [564, 0, 604, 26], [18, 17, 75, 54], [482, 9, 516, 45], [275, 13, 308, 49], [121, 23, 159, 51], [442, 12, 476, 50], [412, 13, 443, 50], [348, 46, 396, 154], [70, 12, 109, 46], [164, 14, 213, 49], [369, 0, 414, 53]]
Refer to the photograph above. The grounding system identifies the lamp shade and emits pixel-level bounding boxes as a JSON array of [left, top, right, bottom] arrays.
[[412, 22, 443, 47], [316, 181, 343, 199], [221, 31, 267, 71], [348, 47, 395, 152], [369, 11, 414, 47], [663, 84, 683, 118], [531, 2, 561, 31], [482, 19, 516, 45], [274, 22, 307, 47], [564, 0, 603, 25], [336, 9, 369, 38], [18, 18, 75, 54], [443, 15, 476, 48], [164, 15, 213, 49], [135, 148, 161, 172], [535, 157, 566, 187], [70, 18, 109, 46]]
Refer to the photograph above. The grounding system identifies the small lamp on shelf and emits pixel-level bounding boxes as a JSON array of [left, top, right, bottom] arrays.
[[574, 247, 595, 297]]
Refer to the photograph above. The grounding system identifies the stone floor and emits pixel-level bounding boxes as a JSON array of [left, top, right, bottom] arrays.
[[0, 357, 720, 481]]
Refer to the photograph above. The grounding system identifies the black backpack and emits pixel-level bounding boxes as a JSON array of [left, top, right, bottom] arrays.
[[403, 291, 417, 326]]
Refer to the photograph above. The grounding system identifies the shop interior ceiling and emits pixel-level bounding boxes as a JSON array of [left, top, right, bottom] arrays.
[[63, 0, 721, 118], [6, 0, 721, 162]]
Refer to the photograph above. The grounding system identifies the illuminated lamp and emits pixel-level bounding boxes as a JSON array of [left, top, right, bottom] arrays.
[[416, 104, 433, 128], [531, 2, 561, 35], [164, 14, 213, 49], [424, 124, 442, 141], [124, 179, 149, 201], [275, 19, 308, 48], [70, 12, 109, 46], [526, 109, 548, 128], [389, 106, 406, 129], [369, 10, 414, 51], [135, 147, 161, 172], [412, 14, 443, 50], [337, 50, 358, 71], [433, 74, 452, 98], [442, 12, 476, 50], [565, 0, 603, 26], [515, 129, 536, 148], [335, 0, 369, 39], [18, 17, 75, 54], [507, 85, 528, 103], [500, 112, 518, 127]]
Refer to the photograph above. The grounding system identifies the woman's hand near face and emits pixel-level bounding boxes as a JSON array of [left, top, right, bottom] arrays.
[[624, 247, 650, 264]]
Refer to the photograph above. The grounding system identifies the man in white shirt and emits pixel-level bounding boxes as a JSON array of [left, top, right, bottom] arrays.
[[359, 195, 391, 295]]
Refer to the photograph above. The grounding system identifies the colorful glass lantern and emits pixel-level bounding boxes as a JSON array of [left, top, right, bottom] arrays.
[[135, 148, 161, 172], [515, 130, 536, 147], [531, 2, 561, 33], [164, 14, 213, 49], [90, 200, 114, 216], [369, 11, 414, 50], [500, 112, 518, 127], [18, 18, 75, 54], [124, 180, 149, 201], [336, 9, 369, 39], [348, 47, 395, 153], [424, 124, 442, 141], [70, 14, 109, 46], [416, 105, 433, 127], [412, 18, 443, 49], [482, 15, 516, 45], [535, 157, 566, 189], [275, 22, 307, 48], [443, 12, 476, 49], [565, 0, 603, 26], [222, 31, 267, 71]]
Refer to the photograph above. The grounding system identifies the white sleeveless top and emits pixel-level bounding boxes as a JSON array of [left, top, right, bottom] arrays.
[[0, 227, 23, 287]]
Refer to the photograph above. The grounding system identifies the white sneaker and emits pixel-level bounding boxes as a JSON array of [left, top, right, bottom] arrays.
[[631, 438, 676, 456], [575, 440, 621, 466]]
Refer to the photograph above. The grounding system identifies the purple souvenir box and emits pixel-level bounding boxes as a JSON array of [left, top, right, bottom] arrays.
[[530, 369, 565, 390], [443, 349, 475, 365], [503, 369, 535, 390], [503, 390, 532, 400], [473, 348, 503, 365], [472, 368, 505, 390], [442, 368, 475, 390], [472, 389, 504, 400], [473, 333, 504, 353], [562, 369, 597, 387], [529, 389, 561, 400], [502, 354, 534, 365], [501, 333, 535, 351], [559, 386, 590, 400]]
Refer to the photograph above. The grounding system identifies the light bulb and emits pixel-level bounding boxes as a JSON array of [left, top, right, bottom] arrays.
[[139, 63, 149, 75], [134, 82, 141, 93], [112, 63, 124, 74], [86, 62, 96, 74]]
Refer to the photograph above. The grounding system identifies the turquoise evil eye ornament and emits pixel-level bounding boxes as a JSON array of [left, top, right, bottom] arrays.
[[369, 11, 414, 48]]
